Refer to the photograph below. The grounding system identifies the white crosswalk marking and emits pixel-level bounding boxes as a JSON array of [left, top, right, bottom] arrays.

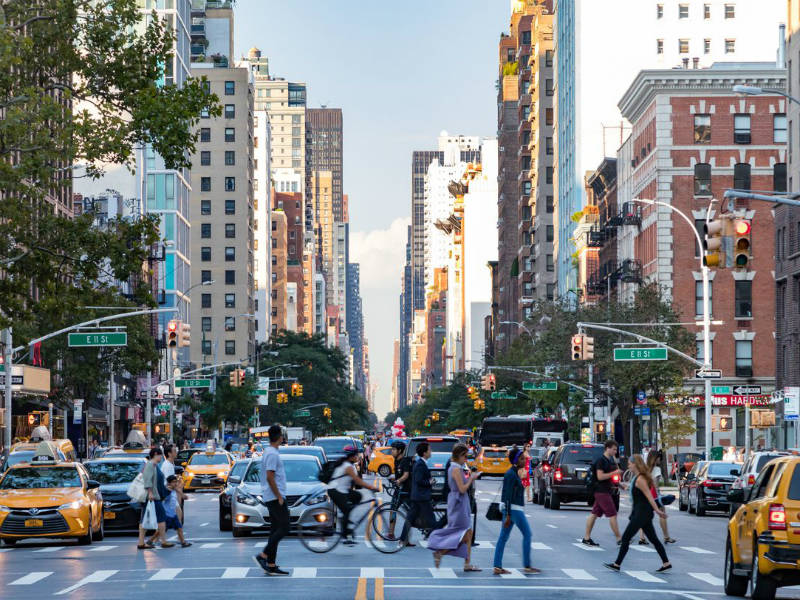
[[499, 568, 526, 579], [87, 545, 116, 552], [530, 542, 552, 550], [8, 571, 52, 586], [150, 569, 182, 581], [545, 524, 557, 529], [689, 572, 724, 586], [360, 567, 384, 578], [429, 567, 457, 579], [572, 542, 603, 551], [625, 570, 666, 583], [55, 570, 117, 595], [291, 568, 317, 578], [221, 567, 249, 579], [630, 544, 656, 553], [681, 546, 715, 554], [33, 546, 63, 553], [562, 568, 596, 580], [0, 548, 14, 553], [475, 540, 494, 549], [200, 522, 209, 527], [200, 543, 222, 549]]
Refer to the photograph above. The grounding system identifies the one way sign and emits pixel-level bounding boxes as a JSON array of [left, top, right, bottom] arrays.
[[733, 385, 762, 396]]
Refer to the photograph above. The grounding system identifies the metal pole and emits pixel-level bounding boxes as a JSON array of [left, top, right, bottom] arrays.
[[4, 328, 12, 456], [109, 376, 116, 446], [48, 403, 53, 437], [745, 401, 750, 459], [588, 363, 594, 441], [146, 368, 153, 446]]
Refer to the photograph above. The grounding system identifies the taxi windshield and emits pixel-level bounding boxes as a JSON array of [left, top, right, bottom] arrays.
[[7, 450, 65, 467], [189, 454, 229, 466], [86, 462, 142, 484], [1, 467, 81, 489]]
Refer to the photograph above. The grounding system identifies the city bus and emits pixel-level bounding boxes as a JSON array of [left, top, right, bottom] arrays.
[[478, 416, 568, 448]]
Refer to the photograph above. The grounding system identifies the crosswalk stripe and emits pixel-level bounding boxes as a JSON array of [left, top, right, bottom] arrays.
[[630, 545, 656, 553], [499, 568, 526, 579], [291, 567, 317, 578], [0, 548, 13, 553], [572, 542, 603, 551], [475, 541, 494, 549], [200, 543, 222, 549], [562, 568, 596, 580], [149, 569, 182, 581], [55, 570, 117, 595], [8, 571, 53, 586], [221, 567, 249, 579], [429, 567, 458, 579], [530, 542, 551, 550], [200, 522, 209, 527], [361, 567, 384, 578], [625, 570, 666, 583], [87, 545, 116, 552], [33, 546, 63, 553], [681, 546, 715, 554], [545, 524, 557, 529], [689, 572, 724, 586]]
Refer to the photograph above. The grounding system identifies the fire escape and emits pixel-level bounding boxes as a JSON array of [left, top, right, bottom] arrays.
[[585, 202, 643, 297]]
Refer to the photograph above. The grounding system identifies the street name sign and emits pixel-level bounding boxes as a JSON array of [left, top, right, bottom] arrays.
[[490, 392, 516, 400], [294, 410, 310, 417], [251, 389, 268, 396], [613, 347, 668, 361], [68, 332, 128, 347], [695, 369, 723, 379], [523, 381, 557, 391], [732, 385, 762, 396], [174, 378, 212, 389], [712, 386, 731, 395]]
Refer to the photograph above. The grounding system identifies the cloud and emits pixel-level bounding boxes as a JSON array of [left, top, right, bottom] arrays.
[[349, 217, 410, 292]]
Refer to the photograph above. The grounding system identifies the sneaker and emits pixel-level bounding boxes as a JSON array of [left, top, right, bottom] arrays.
[[522, 567, 541, 574], [267, 566, 290, 576], [655, 563, 672, 573], [342, 538, 357, 546], [581, 538, 600, 547], [603, 563, 621, 572], [638, 539, 650, 546], [253, 555, 270, 573]]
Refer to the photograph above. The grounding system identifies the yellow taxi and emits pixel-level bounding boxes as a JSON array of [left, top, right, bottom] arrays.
[[105, 429, 150, 458], [0, 442, 104, 546], [726, 455, 800, 599], [367, 446, 395, 477], [183, 450, 233, 491], [476, 446, 511, 476]]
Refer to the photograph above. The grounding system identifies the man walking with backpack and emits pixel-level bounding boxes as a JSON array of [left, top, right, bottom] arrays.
[[582, 440, 623, 547]]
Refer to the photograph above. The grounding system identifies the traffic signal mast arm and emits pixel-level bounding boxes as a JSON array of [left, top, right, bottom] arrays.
[[487, 366, 592, 395], [575, 322, 703, 368]]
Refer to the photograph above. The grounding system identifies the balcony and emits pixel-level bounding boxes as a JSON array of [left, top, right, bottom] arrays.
[[190, 21, 206, 39], [528, 53, 536, 68], [585, 226, 605, 248], [527, 136, 537, 152], [619, 259, 643, 283]]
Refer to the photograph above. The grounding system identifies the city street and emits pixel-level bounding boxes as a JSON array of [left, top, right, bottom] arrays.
[[0, 475, 784, 600]]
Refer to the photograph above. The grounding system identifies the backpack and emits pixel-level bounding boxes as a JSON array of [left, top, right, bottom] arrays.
[[318, 457, 346, 484], [585, 459, 598, 494]]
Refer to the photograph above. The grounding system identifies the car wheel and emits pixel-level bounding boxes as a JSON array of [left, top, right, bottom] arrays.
[[678, 490, 687, 511], [696, 493, 706, 517], [378, 465, 392, 478], [688, 492, 696, 514], [93, 514, 104, 542], [78, 511, 93, 545], [535, 483, 543, 505], [219, 504, 232, 532], [750, 541, 778, 600], [723, 535, 747, 597], [550, 489, 561, 510], [543, 486, 551, 509]]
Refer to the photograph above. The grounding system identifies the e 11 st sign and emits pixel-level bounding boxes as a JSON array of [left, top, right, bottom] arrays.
[[523, 381, 558, 391], [174, 378, 212, 389], [613, 347, 668, 361], [68, 332, 128, 347]]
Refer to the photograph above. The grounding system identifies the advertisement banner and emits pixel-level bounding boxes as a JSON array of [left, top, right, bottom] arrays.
[[662, 394, 772, 407], [784, 387, 800, 421]]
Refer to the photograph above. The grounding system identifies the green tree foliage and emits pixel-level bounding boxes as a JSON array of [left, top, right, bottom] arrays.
[[658, 407, 697, 461], [197, 374, 256, 430]]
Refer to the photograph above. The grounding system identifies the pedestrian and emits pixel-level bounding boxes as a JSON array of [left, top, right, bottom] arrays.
[[244, 441, 254, 458], [152, 475, 191, 547], [253, 425, 290, 576], [428, 443, 481, 572], [161, 444, 177, 479], [638, 451, 675, 544], [583, 439, 623, 546], [137, 447, 173, 549], [326, 446, 379, 544], [224, 440, 233, 453], [494, 446, 541, 575], [522, 443, 533, 503], [387, 441, 412, 540], [604, 454, 671, 573], [400, 442, 438, 545]]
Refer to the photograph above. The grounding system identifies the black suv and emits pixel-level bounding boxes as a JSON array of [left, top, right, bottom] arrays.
[[544, 443, 617, 510]]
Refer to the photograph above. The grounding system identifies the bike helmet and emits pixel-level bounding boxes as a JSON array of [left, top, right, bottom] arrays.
[[343, 445, 358, 458]]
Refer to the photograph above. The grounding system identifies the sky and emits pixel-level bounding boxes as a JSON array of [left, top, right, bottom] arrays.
[[235, 0, 508, 418]]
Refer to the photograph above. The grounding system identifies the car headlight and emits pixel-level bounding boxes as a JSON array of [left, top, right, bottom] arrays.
[[58, 500, 82, 510], [236, 492, 261, 506], [217, 471, 229, 477], [305, 493, 328, 506], [0, 505, 10, 512]]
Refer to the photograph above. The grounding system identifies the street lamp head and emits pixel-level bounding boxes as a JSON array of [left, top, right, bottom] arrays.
[[202, 279, 215, 286], [733, 84, 763, 96]]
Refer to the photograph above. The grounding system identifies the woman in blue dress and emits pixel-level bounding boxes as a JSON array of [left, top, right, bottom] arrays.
[[428, 443, 482, 571]]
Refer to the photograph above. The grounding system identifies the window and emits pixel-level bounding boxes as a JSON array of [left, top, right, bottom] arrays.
[[225, 246, 235, 261], [200, 151, 211, 166], [545, 108, 553, 126], [734, 114, 751, 143], [201, 293, 211, 308], [774, 163, 788, 192], [224, 128, 235, 142], [224, 177, 235, 191], [656, 39, 663, 54], [735, 281, 752, 318], [696, 340, 713, 363], [546, 254, 554, 272], [200, 128, 210, 142], [225, 151, 235, 166], [679, 39, 689, 54], [224, 293, 235, 308], [545, 79, 553, 96], [201, 246, 211, 261], [545, 137, 553, 155], [678, 4, 688, 18], [656, 3, 663, 18], [201, 177, 211, 192], [545, 166, 553, 184], [225, 199, 235, 214], [200, 199, 211, 215], [695, 281, 712, 316], [225, 270, 235, 285], [225, 223, 235, 238], [694, 163, 712, 195], [200, 108, 209, 119], [735, 340, 753, 377], [546, 196, 554, 213], [224, 316, 236, 332], [725, 39, 736, 54], [694, 115, 711, 144], [521, 30, 531, 45], [724, 3, 735, 18], [202, 340, 212, 355], [704, 3, 711, 18], [201, 223, 211, 238], [201, 317, 211, 332], [224, 81, 235, 95], [546, 225, 554, 242], [523, 181, 531, 195], [704, 39, 711, 54], [774, 114, 788, 143], [224, 104, 235, 119], [225, 340, 235, 355], [201, 270, 211, 283], [733, 163, 751, 190], [542, 49, 553, 67]]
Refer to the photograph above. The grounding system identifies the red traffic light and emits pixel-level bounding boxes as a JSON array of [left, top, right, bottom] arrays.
[[167, 320, 178, 332], [734, 219, 751, 236]]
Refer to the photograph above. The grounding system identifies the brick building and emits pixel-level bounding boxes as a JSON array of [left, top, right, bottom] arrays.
[[273, 191, 305, 332]]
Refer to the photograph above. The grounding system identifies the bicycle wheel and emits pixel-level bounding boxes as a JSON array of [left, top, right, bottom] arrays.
[[297, 507, 341, 553], [367, 505, 408, 554]]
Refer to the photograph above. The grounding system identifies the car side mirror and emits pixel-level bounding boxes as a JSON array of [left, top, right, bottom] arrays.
[[87, 480, 101, 490], [228, 476, 241, 485], [728, 488, 744, 503], [730, 468, 740, 476]]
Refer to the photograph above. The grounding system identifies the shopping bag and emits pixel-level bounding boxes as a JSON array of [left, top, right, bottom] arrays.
[[126, 473, 147, 503], [141, 500, 158, 530]]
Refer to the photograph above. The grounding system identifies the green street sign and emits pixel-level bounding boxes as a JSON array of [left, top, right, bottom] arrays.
[[490, 392, 516, 400], [68, 332, 128, 347], [712, 385, 731, 395], [613, 347, 668, 361], [293, 410, 310, 417], [175, 378, 212, 389], [251, 389, 268, 396], [523, 381, 558, 391]]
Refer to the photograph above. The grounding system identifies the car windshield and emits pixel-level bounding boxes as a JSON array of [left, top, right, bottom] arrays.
[[755, 455, 783, 472], [707, 462, 738, 476], [562, 446, 602, 464], [427, 453, 450, 468], [244, 459, 319, 483], [189, 454, 229, 466], [1, 467, 81, 489], [86, 462, 142, 484], [230, 462, 249, 479], [315, 439, 351, 453], [410, 440, 457, 454]]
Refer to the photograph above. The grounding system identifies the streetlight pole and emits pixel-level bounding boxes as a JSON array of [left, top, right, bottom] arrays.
[[499, 320, 534, 339]]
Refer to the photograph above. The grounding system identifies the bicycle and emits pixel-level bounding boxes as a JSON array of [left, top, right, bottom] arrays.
[[369, 481, 447, 543]]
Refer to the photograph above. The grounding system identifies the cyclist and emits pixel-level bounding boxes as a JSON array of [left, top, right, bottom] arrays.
[[386, 441, 412, 541], [327, 445, 379, 545]]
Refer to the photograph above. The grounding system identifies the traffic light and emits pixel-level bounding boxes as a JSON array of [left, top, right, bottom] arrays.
[[167, 320, 179, 348], [178, 321, 191, 347], [229, 370, 239, 387], [277, 392, 288, 404], [467, 386, 479, 401], [488, 373, 496, 390], [594, 421, 606, 436], [432, 412, 439, 422], [154, 423, 170, 435], [582, 336, 595, 360], [323, 407, 331, 418], [571, 334, 584, 361], [703, 218, 725, 268], [481, 375, 490, 390], [297, 384, 303, 396], [291, 382, 300, 397], [237, 369, 245, 387], [27, 412, 40, 427], [424, 418, 431, 427], [733, 218, 751, 268]]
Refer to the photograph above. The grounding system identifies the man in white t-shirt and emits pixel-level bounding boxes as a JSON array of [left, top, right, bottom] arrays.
[[254, 425, 289, 576], [160, 444, 177, 479]]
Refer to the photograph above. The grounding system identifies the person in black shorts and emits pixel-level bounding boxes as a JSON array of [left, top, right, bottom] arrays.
[[388, 442, 413, 541], [583, 439, 622, 546]]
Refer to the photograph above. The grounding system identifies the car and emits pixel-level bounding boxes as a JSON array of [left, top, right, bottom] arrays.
[[0, 442, 104, 546], [725, 455, 800, 599], [476, 446, 510, 476], [177, 448, 202, 468], [84, 456, 147, 533], [278, 445, 328, 466], [670, 451, 705, 481], [4, 441, 67, 471], [218, 459, 252, 531], [531, 446, 558, 505], [544, 442, 615, 510], [427, 452, 451, 501], [368, 446, 395, 477], [183, 450, 233, 491], [729, 452, 790, 516], [313, 436, 358, 464], [687, 460, 741, 516], [230, 454, 331, 537], [405, 435, 460, 458], [678, 460, 708, 511]]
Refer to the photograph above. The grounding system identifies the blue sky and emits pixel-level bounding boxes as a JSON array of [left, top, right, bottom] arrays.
[[235, 0, 508, 417]]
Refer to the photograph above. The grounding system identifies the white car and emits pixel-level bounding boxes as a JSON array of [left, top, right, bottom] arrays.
[[230, 454, 332, 537]]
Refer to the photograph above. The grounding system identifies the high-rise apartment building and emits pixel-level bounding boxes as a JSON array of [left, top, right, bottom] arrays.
[[307, 109, 344, 220], [311, 169, 335, 303], [252, 109, 272, 344], [274, 191, 305, 332], [553, 0, 785, 297], [270, 209, 288, 335], [398, 226, 413, 409], [347, 263, 366, 394]]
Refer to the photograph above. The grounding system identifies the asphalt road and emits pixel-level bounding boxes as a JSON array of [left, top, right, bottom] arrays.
[[1, 475, 798, 600]]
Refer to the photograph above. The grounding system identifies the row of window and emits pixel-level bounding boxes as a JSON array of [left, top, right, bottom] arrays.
[[200, 316, 241, 332], [696, 339, 753, 378], [200, 270, 239, 285], [200, 223, 238, 238], [199, 128, 237, 143], [199, 151, 237, 166], [200, 199, 236, 215], [657, 3, 735, 19], [200, 177, 237, 192], [694, 113, 786, 145], [201, 339, 237, 356], [657, 38, 735, 55], [200, 247, 237, 261], [776, 224, 800, 260], [693, 280, 752, 319], [693, 162, 786, 196], [200, 293, 236, 308]]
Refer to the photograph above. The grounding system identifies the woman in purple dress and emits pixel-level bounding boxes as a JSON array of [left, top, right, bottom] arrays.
[[428, 443, 482, 572]]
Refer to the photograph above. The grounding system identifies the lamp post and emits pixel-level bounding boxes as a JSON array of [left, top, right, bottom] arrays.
[[499, 320, 534, 339]]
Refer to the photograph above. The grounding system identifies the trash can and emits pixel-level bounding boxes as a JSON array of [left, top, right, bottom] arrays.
[[710, 446, 723, 461]]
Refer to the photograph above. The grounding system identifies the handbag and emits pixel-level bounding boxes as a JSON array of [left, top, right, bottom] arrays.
[[486, 502, 503, 521], [141, 500, 158, 530], [127, 472, 147, 503], [658, 493, 676, 506]]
